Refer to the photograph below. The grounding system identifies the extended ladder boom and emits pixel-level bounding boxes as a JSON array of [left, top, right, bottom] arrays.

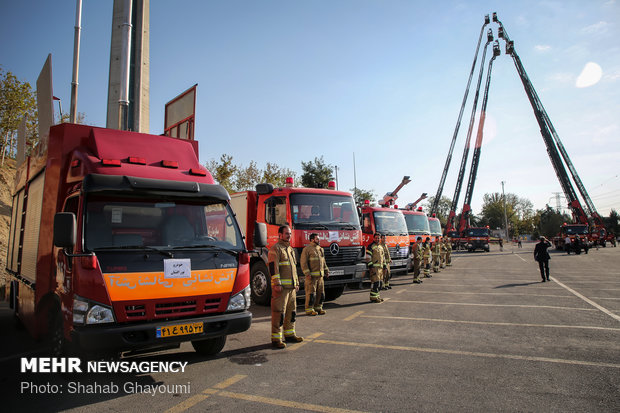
[[494, 13, 588, 225], [431, 15, 490, 215], [380, 176, 411, 207]]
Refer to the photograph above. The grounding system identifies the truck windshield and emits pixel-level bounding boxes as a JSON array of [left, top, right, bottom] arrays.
[[290, 193, 360, 230], [404, 213, 430, 234], [564, 225, 588, 235], [428, 219, 442, 236], [466, 228, 489, 237], [373, 211, 408, 235], [84, 197, 244, 251]]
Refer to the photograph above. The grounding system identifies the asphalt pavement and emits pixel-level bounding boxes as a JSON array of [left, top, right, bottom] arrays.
[[1, 242, 619, 412]]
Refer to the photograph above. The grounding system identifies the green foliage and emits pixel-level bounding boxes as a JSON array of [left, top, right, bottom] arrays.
[[0, 67, 38, 164], [479, 192, 534, 238], [300, 156, 334, 188], [204, 154, 297, 193], [351, 187, 376, 206], [605, 209, 619, 235], [422, 195, 452, 225], [536, 206, 572, 238]]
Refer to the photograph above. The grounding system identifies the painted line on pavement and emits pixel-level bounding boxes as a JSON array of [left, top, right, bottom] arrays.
[[361, 314, 620, 332], [344, 311, 364, 321], [312, 339, 620, 369], [514, 254, 527, 262], [408, 291, 573, 298], [165, 374, 248, 413], [550, 277, 620, 322], [387, 300, 596, 311], [218, 391, 368, 413]]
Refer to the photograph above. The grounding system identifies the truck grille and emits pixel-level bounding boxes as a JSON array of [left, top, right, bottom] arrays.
[[119, 296, 224, 321], [388, 246, 408, 259], [323, 246, 363, 266]]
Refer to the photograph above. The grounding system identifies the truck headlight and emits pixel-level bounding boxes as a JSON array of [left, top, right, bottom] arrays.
[[227, 286, 251, 312], [73, 295, 115, 325], [87, 305, 115, 324]]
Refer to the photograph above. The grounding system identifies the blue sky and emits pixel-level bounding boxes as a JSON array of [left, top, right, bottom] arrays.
[[1, 0, 619, 218]]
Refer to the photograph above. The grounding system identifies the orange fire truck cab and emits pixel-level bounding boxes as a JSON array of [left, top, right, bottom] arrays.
[[7, 123, 259, 357], [230, 179, 365, 305], [360, 203, 410, 276]]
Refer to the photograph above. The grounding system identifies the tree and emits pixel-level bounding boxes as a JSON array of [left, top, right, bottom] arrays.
[[605, 209, 619, 235], [234, 160, 262, 191], [300, 156, 334, 188], [479, 192, 535, 238], [536, 206, 572, 238], [205, 154, 237, 193], [351, 187, 376, 206], [422, 196, 452, 225], [0, 67, 38, 166], [57, 112, 87, 124], [261, 162, 296, 188]]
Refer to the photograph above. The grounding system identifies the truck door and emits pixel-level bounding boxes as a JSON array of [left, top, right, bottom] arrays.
[[56, 196, 80, 295], [264, 196, 287, 242]]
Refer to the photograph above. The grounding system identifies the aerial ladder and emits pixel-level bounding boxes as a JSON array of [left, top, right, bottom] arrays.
[[405, 193, 428, 210], [445, 28, 495, 234], [431, 14, 490, 216], [380, 176, 411, 207], [457, 40, 501, 234], [493, 13, 591, 227]]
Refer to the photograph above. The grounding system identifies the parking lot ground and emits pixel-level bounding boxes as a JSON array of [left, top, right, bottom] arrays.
[[1, 242, 619, 412]]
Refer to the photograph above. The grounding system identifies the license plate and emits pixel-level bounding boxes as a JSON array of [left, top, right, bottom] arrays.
[[392, 260, 406, 266], [330, 269, 345, 276], [156, 322, 203, 338]]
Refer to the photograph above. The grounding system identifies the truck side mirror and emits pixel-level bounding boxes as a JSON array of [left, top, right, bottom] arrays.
[[54, 212, 77, 248], [254, 222, 267, 248]]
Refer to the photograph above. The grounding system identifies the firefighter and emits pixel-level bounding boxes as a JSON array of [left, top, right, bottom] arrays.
[[380, 234, 392, 289], [422, 237, 432, 278], [440, 237, 447, 269], [268, 224, 303, 349], [432, 237, 442, 273], [300, 233, 329, 316], [445, 236, 452, 267], [367, 233, 385, 302], [412, 236, 423, 284]]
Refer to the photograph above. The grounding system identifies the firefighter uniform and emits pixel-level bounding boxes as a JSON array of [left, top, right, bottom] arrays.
[[367, 242, 385, 302], [445, 237, 452, 266], [432, 240, 441, 273], [440, 239, 447, 269], [300, 242, 329, 315], [422, 241, 432, 278], [268, 239, 301, 347], [412, 241, 423, 283], [380, 241, 392, 289]]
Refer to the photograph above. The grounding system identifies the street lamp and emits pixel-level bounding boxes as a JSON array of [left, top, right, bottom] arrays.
[[501, 181, 509, 240]]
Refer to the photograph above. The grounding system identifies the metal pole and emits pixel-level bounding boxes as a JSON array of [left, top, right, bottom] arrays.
[[70, 0, 82, 123], [353, 152, 357, 194], [501, 181, 509, 240], [334, 165, 338, 190], [119, 0, 133, 130]]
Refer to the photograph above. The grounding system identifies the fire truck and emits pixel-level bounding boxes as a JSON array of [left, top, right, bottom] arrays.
[[7, 123, 261, 357], [360, 203, 410, 276], [402, 207, 430, 271], [552, 223, 589, 251], [230, 179, 365, 306], [427, 214, 443, 244], [464, 226, 490, 252]]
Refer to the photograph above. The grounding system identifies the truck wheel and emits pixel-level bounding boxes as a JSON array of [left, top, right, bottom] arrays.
[[324, 285, 345, 301], [192, 336, 226, 356], [49, 310, 66, 357], [250, 262, 271, 306]]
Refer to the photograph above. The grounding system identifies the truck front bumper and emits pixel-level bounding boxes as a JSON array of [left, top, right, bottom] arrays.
[[72, 311, 252, 352]]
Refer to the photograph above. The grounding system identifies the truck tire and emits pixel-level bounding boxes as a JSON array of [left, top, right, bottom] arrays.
[[49, 310, 66, 357], [250, 262, 271, 306], [324, 285, 345, 301], [192, 336, 226, 356]]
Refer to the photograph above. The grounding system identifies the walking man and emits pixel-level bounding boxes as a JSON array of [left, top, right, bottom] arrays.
[[300, 233, 329, 316], [269, 224, 303, 348], [534, 236, 552, 282]]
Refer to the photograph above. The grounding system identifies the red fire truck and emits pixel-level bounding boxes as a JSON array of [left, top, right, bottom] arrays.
[[7, 123, 261, 357], [552, 223, 589, 251], [230, 179, 365, 305], [427, 214, 442, 244], [464, 226, 490, 252], [401, 207, 430, 271], [360, 203, 410, 276]]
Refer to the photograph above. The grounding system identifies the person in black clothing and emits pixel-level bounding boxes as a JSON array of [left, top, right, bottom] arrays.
[[534, 236, 552, 282]]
